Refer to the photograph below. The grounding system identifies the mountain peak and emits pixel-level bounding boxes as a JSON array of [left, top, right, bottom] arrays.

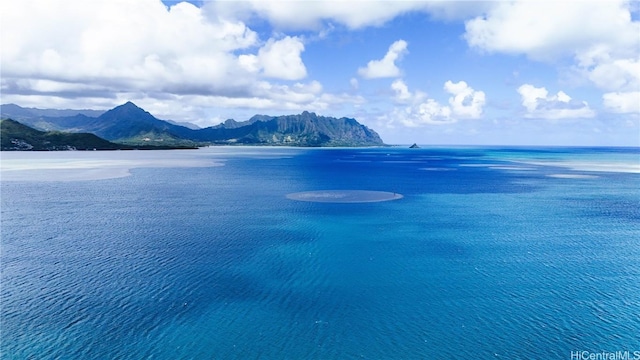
[[103, 101, 152, 118], [300, 110, 317, 118], [117, 101, 142, 110], [93, 101, 167, 141]]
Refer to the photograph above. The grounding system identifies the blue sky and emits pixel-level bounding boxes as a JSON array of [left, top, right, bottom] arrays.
[[1, 0, 639, 145]]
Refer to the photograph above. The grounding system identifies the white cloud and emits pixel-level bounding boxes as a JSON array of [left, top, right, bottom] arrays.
[[517, 84, 596, 119], [444, 80, 486, 119], [239, 36, 307, 80], [259, 36, 307, 80], [413, 99, 454, 125], [208, 1, 495, 30], [385, 80, 485, 126], [582, 57, 640, 92], [464, 0, 639, 94], [464, 1, 638, 60], [1, 0, 259, 93], [391, 79, 413, 102], [421, 1, 495, 21], [238, 54, 261, 73], [209, 1, 451, 30], [252, 80, 322, 104], [603, 92, 640, 114], [358, 40, 408, 79]]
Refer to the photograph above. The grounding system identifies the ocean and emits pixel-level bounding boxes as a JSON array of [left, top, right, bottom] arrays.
[[1, 146, 639, 359]]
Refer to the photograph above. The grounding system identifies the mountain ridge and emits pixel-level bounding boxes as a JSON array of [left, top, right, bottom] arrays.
[[0, 102, 384, 147], [0, 103, 105, 119]]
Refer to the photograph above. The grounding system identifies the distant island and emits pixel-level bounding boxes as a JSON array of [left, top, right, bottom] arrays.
[[0, 102, 384, 150]]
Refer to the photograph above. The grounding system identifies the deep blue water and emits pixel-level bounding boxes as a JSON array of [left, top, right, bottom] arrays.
[[1, 147, 639, 359]]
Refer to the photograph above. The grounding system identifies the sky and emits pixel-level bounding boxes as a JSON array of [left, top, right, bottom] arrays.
[[1, 0, 639, 145]]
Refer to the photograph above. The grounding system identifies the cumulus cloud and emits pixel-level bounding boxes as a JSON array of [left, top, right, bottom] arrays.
[[358, 40, 408, 79], [385, 80, 485, 126], [1, 0, 258, 96], [444, 80, 486, 119], [208, 1, 495, 30], [391, 79, 413, 102], [580, 57, 640, 92], [602, 92, 640, 114], [239, 36, 307, 80], [517, 84, 596, 119], [209, 1, 449, 30], [464, 1, 638, 60], [464, 0, 640, 104]]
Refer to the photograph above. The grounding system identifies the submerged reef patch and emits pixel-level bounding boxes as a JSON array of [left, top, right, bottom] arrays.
[[286, 190, 403, 203]]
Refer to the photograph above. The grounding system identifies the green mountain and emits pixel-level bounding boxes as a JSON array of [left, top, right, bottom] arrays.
[[1, 119, 131, 150], [194, 111, 383, 146], [89, 102, 197, 144], [1, 102, 385, 147]]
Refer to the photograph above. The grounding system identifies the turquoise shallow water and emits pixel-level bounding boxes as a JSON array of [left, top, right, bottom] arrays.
[[1, 147, 639, 359]]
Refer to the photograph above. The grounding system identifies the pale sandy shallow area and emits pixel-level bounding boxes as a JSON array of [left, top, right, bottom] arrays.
[[546, 174, 600, 179], [286, 190, 403, 203], [488, 166, 537, 171], [510, 160, 640, 174], [458, 159, 639, 174], [419, 167, 457, 171], [458, 163, 500, 167], [0, 150, 223, 181]]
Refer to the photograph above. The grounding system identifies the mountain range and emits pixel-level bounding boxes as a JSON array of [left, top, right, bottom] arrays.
[[0, 102, 384, 147]]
